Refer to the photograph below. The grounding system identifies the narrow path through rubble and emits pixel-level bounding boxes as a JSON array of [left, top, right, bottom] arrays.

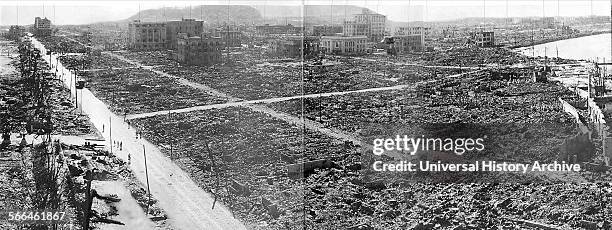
[[341, 55, 483, 69], [123, 68, 484, 121], [109, 50, 484, 148], [125, 83, 415, 120], [80, 66, 142, 72]]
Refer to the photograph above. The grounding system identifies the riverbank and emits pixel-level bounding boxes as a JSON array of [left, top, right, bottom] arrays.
[[509, 30, 611, 49]]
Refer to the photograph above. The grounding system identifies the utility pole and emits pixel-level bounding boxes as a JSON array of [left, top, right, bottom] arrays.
[[84, 169, 93, 230], [109, 116, 112, 155], [74, 70, 78, 109], [143, 144, 151, 215]]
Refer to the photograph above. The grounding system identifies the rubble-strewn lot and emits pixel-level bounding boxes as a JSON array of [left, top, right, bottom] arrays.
[[58, 53, 135, 70], [303, 57, 463, 95], [304, 174, 612, 229], [360, 47, 530, 67], [62, 145, 170, 229], [1, 54, 94, 136], [81, 69, 227, 114], [38, 36, 89, 54], [156, 63, 303, 100], [0, 148, 36, 229], [116, 46, 612, 229], [149, 56, 462, 100], [131, 106, 361, 229], [269, 70, 585, 163], [117, 50, 463, 100], [129, 103, 609, 230], [119, 51, 171, 66], [271, 70, 576, 133]]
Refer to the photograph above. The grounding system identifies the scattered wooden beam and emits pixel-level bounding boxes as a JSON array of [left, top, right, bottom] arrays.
[[503, 217, 562, 230], [287, 159, 337, 177]]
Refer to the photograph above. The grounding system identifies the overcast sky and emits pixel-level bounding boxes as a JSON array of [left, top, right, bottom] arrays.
[[1, 0, 610, 25]]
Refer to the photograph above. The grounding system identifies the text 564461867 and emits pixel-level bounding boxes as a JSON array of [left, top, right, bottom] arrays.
[[0, 210, 70, 224]]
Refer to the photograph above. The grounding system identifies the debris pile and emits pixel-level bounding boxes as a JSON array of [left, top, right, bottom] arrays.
[[130, 106, 360, 229], [81, 69, 227, 114], [58, 53, 134, 70], [1, 41, 94, 136], [38, 35, 89, 54], [62, 144, 170, 228]]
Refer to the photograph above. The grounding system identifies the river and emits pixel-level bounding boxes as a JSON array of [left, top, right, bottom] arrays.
[[517, 33, 612, 63]]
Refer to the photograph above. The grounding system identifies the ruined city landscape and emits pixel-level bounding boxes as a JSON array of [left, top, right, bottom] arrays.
[[0, 0, 611, 229]]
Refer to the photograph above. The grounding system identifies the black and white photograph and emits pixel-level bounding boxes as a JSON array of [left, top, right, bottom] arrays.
[[0, 0, 611, 229]]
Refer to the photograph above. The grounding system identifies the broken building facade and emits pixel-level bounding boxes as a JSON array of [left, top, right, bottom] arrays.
[[384, 35, 425, 54], [270, 36, 320, 59], [312, 25, 343, 36], [33, 17, 53, 37], [395, 26, 432, 39], [174, 33, 222, 66], [6, 26, 25, 40], [166, 18, 204, 50], [255, 24, 303, 36], [471, 31, 495, 47], [343, 9, 386, 43], [211, 28, 243, 47], [128, 20, 167, 50], [320, 36, 368, 55]]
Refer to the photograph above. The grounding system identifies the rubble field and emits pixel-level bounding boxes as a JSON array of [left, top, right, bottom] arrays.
[[119, 51, 171, 66], [152, 57, 461, 100], [130, 106, 361, 229], [1, 48, 94, 136], [80, 68, 228, 114], [38, 35, 89, 54], [62, 144, 171, 229], [0, 147, 37, 229], [119, 50, 463, 100], [128, 105, 610, 229], [271, 70, 576, 131], [361, 47, 530, 67], [304, 174, 611, 229], [269, 70, 585, 162], [58, 53, 135, 70]]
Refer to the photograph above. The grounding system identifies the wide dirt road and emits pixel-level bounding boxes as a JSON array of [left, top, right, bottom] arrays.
[[31, 36, 246, 230]]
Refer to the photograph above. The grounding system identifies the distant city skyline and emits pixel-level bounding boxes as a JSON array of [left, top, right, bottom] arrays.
[[1, 0, 610, 25]]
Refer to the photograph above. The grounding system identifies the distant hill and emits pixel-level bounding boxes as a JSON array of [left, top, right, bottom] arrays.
[[253, 5, 372, 24], [125, 5, 263, 25]]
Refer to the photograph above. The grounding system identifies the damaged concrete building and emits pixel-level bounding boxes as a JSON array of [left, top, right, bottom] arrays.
[[255, 24, 303, 36], [320, 35, 368, 55], [343, 9, 386, 43], [270, 36, 320, 59], [174, 33, 222, 66], [210, 28, 243, 47], [127, 20, 167, 50], [33, 17, 53, 37], [384, 34, 425, 54], [6, 26, 25, 40], [166, 18, 204, 50], [312, 25, 343, 36], [470, 31, 496, 47]]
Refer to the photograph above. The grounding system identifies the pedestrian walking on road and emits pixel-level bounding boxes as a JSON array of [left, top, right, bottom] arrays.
[[120, 141, 123, 151], [128, 153, 131, 165], [102, 124, 105, 133]]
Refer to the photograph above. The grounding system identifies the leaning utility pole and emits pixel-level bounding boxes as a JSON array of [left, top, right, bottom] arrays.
[[143, 145, 151, 215]]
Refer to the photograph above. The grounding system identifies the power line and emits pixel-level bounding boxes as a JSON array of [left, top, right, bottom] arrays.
[[331, 0, 334, 25]]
